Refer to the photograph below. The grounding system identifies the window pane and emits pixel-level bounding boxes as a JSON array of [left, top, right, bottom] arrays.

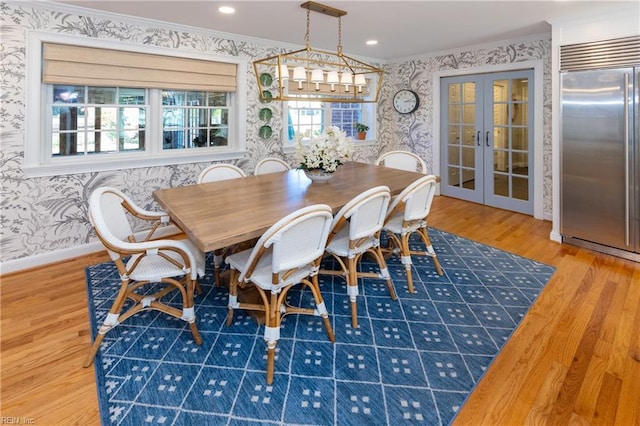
[[119, 88, 145, 105], [53, 85, 84, 103], [88, 87, 116, 104], [462, 82, 475, 102], [162, 91, 229, 151], [187, 91, 207, 106], [208, 92, 228, 107], [50, 86, 147, 156], [448, 83, 460, 103], [285, 97, 372, 142], [329, 103, 362, 138]]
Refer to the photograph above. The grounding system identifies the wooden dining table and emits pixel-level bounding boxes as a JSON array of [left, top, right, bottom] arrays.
[[153, 161, 426, 253]]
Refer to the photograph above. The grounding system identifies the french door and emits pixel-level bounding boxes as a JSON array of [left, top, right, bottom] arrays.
[[440, 70, 534, 215]]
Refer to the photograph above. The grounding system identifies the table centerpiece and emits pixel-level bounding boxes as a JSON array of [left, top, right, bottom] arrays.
[[294, 126, 354, 183]]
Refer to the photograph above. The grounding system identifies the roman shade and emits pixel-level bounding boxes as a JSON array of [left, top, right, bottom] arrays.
[[42, 42, 237, 91]]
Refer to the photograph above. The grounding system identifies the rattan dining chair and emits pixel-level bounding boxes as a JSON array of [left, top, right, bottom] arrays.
[[225, 204, 335, 384], [84, 186, 205, 367], [198, 163, 246, 183], [375, 150, 427, 173], [321, 186, 397, 328], [254, 157, 291, 175], [197, 163, 247, 285], [382, 175, 443, 293]]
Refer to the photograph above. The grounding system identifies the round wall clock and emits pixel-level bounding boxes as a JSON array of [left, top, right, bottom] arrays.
[[393, 89, 419, 114]]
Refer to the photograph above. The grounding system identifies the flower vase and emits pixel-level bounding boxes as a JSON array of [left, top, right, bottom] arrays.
[[304, 169, 334, 183]]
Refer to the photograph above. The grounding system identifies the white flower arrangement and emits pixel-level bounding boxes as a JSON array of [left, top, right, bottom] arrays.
[[293, 126, 354, 173]]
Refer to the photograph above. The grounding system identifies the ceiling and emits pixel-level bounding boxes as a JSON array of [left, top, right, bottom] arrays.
[[50, 1, 637, 60]]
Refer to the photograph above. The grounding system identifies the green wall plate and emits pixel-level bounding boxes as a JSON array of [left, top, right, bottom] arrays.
[[259, 124, 273, 138], [259, 108, 272, 121], [259, 73, 273, 86]]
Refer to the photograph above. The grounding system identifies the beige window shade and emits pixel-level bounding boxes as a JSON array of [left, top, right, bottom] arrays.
[[43, 43, 237, 92]]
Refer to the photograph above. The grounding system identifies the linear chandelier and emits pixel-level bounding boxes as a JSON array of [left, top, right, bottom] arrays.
[[253, 1, 384, 103]]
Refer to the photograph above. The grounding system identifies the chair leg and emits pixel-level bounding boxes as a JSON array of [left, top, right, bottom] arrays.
[[347, 257, 360, 328], [84, 279, 130, 367], [308, 275, 335, 343], [266, 342, 276, 385], [418, 227, 444, 276], [264, 291, 280, 385], [226, 270, 239, 326], [189, 322, 203, 345], [182, 276, 203, 345], [401, 233, 416, 293], [83, 333, 106, 368], [371, 245, 397, 300]]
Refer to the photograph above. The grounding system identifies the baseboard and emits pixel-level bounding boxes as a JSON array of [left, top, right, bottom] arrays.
[[549, 229, 562, 243], [0, 225, 182, 275]]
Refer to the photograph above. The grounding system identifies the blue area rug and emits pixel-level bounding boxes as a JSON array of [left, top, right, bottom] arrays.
[[86, 228, 555, 425]]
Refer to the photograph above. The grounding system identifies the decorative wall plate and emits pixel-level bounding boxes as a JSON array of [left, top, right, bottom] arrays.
[[261, 90, 272, 103], [259, 108, 272, 121], [259, 125, 273, 138], [259, 73, 273, 86]]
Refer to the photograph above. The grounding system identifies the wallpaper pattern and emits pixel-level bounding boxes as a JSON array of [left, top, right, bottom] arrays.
[[0, 2, 551, 266]]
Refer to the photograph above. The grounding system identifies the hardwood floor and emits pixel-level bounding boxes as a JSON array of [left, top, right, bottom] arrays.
[[1, 196, 638, 425]]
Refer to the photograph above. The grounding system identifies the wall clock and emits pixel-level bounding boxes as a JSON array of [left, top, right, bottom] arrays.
[[393, 89, 419, 114]]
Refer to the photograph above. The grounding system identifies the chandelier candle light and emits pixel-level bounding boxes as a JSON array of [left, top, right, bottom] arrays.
[[294, 126, 354, 182], [253, 1, 384, 103]]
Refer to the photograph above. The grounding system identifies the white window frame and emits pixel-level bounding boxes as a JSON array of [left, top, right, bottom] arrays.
[[24, 31, 248, 177], [281, 100, 376, 154]]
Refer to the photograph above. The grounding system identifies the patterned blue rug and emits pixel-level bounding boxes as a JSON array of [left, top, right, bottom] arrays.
[[85, 228, 555, 425]]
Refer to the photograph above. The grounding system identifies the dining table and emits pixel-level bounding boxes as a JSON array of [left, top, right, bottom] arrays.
[[152, 161, 426, 253]]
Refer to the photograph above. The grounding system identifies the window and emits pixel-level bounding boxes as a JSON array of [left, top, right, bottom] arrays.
[[51, 85, 147, 156], [285, 99, 374, 143], [161, 90, 229, 149], [25, 32, 247, 177]]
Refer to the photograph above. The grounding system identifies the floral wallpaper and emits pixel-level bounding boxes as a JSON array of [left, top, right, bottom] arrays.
[[0, 1, 551, 268]]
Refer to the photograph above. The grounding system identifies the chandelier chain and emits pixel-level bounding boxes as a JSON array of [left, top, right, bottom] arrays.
[[305, 7, 311, 47], [337, 16, 342, 54]]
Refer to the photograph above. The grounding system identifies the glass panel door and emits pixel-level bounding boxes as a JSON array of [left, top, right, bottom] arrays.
[[483, 71, 533, 214], [440, 70, 534, 215], [441, 76, 483, 204]]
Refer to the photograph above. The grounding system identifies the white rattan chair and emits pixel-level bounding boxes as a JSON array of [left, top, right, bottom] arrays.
[[225, 204, 335, 384], [254, 157, 291, 175], [382, 175, 443, 293], [375, 150, 427, 173], [198, 163, 246, 183], [321, 186, 397, 328], [197, 163, 247, 285], [84, 186, 205, 367]]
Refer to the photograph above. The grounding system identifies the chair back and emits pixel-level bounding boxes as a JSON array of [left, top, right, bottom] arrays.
[[375, 150, 427, 173], [332, 186, 391, 241], [89, 187, 136, 260], [242, 205, 333, 278], [387, 175, 438, 222], [198, 163, 246, 183], [254, 157, 291, 175]]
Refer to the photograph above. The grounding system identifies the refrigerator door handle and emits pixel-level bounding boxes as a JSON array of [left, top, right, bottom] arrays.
[[624, 72, 630, 246]]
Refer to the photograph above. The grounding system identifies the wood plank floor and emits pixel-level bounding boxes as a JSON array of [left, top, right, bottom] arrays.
[[1, 196, 639, 425]]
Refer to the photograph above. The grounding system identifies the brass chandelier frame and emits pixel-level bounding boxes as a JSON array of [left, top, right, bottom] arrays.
[[253, 1, 384, 103]]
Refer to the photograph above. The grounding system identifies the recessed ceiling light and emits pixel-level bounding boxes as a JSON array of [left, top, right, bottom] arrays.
[[366, 40, 378, 46], [218, 6, 235, 14]]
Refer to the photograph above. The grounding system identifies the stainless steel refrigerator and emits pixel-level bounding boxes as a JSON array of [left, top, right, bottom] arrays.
[[560, 36, 639, 262]]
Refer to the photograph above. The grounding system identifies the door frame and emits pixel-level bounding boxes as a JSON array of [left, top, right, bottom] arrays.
[[432, 59, 544, 220]]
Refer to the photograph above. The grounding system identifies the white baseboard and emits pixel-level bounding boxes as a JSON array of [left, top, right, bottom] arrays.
[[0, 225, 181, 275]]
